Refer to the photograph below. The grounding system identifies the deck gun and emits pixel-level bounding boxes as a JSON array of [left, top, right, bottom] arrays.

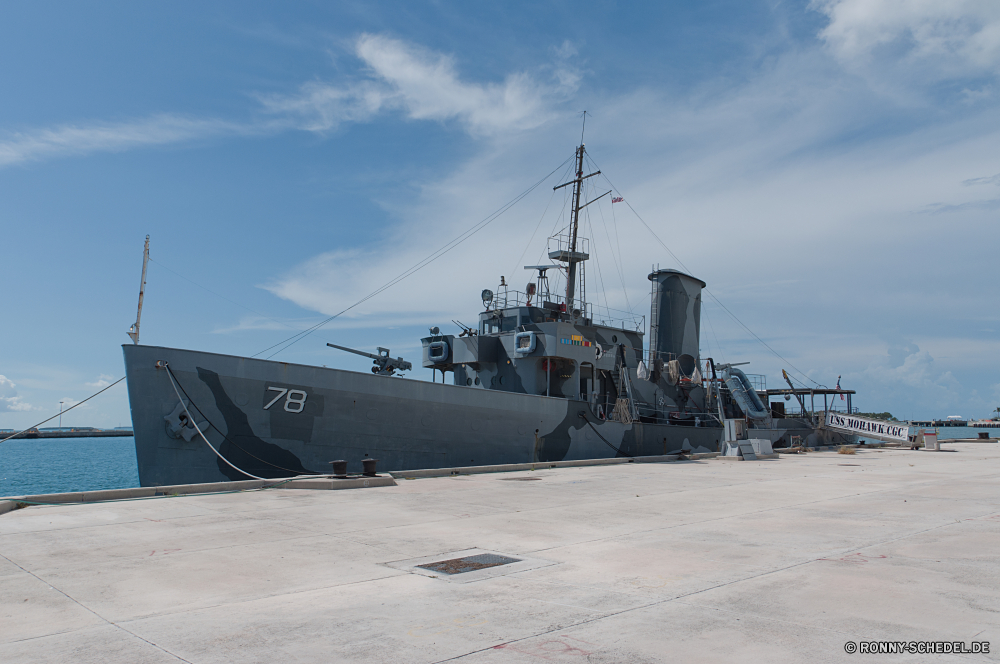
[[327, 343, 412, 376]]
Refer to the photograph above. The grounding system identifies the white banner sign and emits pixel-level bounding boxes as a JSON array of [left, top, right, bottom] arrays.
[[825, 412, 910, 442]]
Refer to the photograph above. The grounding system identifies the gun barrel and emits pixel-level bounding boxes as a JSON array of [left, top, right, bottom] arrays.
[[327, 343, 379, 361]]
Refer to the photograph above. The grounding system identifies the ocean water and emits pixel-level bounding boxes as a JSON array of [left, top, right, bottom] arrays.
[[0, 437, 139, 498]]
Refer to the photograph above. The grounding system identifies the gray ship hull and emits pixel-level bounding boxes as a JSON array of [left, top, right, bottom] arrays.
[[123, 344, 835, 486]]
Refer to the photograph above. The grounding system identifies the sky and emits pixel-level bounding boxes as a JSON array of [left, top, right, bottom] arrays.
[[2, 0, 999, 429]]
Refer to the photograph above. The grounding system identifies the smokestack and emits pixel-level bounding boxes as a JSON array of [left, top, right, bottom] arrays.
[[648, 269, 706, 371]]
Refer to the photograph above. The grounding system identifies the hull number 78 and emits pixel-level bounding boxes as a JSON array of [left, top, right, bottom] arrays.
[[264, 387, 308, 413]]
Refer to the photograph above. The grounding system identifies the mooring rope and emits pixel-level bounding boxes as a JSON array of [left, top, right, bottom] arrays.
[[163, 363, 267, 481], [163, 365, 323, 476], [0, 377, 126, 445], [579, 412, 633, 458]]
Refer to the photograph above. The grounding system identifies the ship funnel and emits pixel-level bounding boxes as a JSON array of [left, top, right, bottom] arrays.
[[647, 269, 706, 366]]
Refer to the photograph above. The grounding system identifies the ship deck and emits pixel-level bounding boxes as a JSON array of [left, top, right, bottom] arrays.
[[1, 443, 998, 662]]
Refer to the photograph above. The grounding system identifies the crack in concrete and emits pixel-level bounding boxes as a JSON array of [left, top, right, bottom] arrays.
[[0, 551, 194, 663]]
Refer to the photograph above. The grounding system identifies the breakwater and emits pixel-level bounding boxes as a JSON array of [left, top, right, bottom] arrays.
[[1, 429, 133, 439]]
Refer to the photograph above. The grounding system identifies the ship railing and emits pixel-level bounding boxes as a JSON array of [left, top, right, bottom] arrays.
[[547, 233, 590, 258], [631, 403, 722, 426], [589, 302, 644, 331], [491, 288, 590, 318], [490, 289, 644, 331], [777, 405, 858, 417], [705, 371, 764, 389]]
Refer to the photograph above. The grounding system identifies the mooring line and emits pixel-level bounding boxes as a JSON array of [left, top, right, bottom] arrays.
[[579, 412, 633, 458], [0, 377, 126, 445], [163, 363, 267, 481]]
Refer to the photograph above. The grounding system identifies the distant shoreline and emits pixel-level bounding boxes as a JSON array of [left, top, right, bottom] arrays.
[[1, 430, 133, 440]]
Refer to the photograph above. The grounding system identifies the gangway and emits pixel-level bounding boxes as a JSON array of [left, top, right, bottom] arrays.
[[764, 385, 908, 444], [821, 412, 910, 444]]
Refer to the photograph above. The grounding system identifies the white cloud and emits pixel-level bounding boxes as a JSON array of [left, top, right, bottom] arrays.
[[2, 29, 996, 420], [260, 29, 1000, 419], [862, 341, 944, 389], [852, 340, 971, 416], [0, 34, 576, 169], [964, 172, 1000, 186], [0, 114, 246, 168], [813, 0, 1000, 77], [212, 316, 321, 334], [257, 80, 390, 133], [260, 33, 578, 136], [0, 375, 33, 413], [263, 247, 461, 327], [85, 374, 116, 389]]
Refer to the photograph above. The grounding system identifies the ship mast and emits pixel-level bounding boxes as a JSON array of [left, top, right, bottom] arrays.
[[553, 115, 602, 312], [566, 144, 585, 308], [127, 235, 150, 345]]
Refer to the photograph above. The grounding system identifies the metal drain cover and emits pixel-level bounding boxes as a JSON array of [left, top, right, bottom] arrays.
[[417, 553, 521, 575], [387, 548, 556, 583]]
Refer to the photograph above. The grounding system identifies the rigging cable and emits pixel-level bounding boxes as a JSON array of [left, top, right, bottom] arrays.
[[606, 176, 629, 295], [1, 377, 126, 445], [588, 158, 824, 389], [591, 181, 634, 314], [583, 211, 612, 315], [536, 184, 577, 297], [254, 155, 575, 360], [510, 159, 576, 279], [701, 302, 728, 364], [149, 258, 301, 333], [586, 154, 631, 312], [527, 185, 574, 296]]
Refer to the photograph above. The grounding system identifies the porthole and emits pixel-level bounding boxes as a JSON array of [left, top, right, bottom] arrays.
[[499, 375, 505, 385], [474, 377, 481, 385], [466, 377, 472, 386], [612, 335, 618, 343]]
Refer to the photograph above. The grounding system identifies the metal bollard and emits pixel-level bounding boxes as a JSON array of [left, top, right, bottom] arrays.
[[362, 458, 378, 477], [330, 460, 348, 478]]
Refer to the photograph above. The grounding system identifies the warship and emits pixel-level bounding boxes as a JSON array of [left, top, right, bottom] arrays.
[[122, 142, 857, 486]]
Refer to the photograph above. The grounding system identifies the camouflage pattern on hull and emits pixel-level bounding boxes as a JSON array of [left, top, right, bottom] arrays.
[[124, 344, 731, 486]]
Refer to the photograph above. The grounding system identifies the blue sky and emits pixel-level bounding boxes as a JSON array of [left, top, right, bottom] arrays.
[[2, 0, 999, 428]]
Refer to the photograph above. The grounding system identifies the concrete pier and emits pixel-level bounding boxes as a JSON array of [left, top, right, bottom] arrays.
[[1, 443, 997, 662]]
